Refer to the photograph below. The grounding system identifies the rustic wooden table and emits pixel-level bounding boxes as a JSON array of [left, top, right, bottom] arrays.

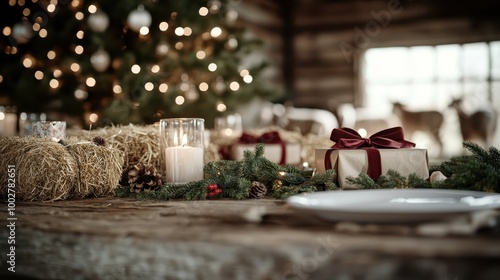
[[1, 197, 499, 280]]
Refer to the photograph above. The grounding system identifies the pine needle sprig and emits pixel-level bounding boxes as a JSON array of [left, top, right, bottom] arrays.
[[116, 143, 335, 201]]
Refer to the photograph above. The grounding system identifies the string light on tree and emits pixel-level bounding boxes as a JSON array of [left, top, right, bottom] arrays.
[[208, 63, 217, 72], [229, 81, 240, 91], [113, 83, 122, 95], [159, 22, 169, 31], [159, 83, 168, 93], [86, 77, 96, 87], [49, 79, 59, 89], [1, 0, 279, 128], [199, 82, 209, 92], [196, 51, 206, 59], [151, 64, 160, 73], [70, 62, 80, 72], [34, 70, 44, 80], [175, 96, 185, 105], [210, 27, 222, 38], [89, 113, 98, 123], [53, 69, 62, 78], [47, 50, 56, 60], [39, 29, 47, 38], [144, 82, 154, 91], [216, 101, 227, 112], [75, 12, 84, 20], [131, 64, 141, 74], [199, 7, 209, 16]]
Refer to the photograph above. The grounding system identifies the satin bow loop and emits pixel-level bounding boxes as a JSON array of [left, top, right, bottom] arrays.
[[330, 127, 415, 149]]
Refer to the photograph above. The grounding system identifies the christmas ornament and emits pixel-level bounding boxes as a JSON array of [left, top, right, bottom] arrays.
[[249, 181, 267, 199], [12, 20, 33, 44], [127, 5, 152, 32], [206, 183, 222, 198], [90, 48, 110, 72], [87, 10, 109, 32], [92, 136, 106, 146], [125, 163, 162, 193]]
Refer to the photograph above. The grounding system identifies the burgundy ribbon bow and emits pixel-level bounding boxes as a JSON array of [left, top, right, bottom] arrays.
[[325, 127, 415, 181], [330, 127, 415, 150], [239, 131, 287, 165]]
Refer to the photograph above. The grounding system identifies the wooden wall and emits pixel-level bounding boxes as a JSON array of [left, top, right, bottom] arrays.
[[243, 0, 500, 111]]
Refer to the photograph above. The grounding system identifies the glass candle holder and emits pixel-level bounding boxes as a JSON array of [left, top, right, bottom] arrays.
[[214, 113, 243, 139], [160, 118, 205, 183], [32, 121, 66, 139]]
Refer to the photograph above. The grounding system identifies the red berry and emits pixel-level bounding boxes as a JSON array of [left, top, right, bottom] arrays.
[[208, 192, 216, 197], [208, 184, 217, 191], [215, 188, 222, 194]]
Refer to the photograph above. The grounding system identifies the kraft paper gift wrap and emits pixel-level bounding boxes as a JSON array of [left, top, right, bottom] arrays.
[[222, 131, 302, 165], [315, 148, 429, 189], [231, 143, 302, 165]]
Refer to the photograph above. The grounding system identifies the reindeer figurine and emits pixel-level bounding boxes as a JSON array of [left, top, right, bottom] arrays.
[[392, 102, 444, 153], [449, 98, 498, 148]]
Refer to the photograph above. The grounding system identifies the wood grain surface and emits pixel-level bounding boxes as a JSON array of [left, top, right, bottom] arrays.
[[1, 197, 499, 280]]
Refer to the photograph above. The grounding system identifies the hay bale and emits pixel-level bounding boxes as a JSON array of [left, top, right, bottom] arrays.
[[0, 137, 78, 201], [0, 137, 125, 201], [66, 141, 124, 198], [68, 124, 161, 170]]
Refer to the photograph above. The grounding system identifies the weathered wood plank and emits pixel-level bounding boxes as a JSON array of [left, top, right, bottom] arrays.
[[1, 198, 500, 279]]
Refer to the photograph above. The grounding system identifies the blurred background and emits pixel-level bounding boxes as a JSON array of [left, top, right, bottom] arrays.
[[0, 0, 499, 157]]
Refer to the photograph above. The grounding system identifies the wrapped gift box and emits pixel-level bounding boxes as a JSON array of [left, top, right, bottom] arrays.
[[231, 143, 301, 165], [315, 148, 429, 189]]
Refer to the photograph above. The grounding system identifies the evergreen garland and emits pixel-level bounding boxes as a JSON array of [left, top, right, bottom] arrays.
[[115, 143, 337, 200], [116, 141, 500, 201], [346, 142, 500, 193]]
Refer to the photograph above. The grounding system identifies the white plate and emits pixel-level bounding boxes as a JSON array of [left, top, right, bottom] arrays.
[[286, 189, 500, 223]]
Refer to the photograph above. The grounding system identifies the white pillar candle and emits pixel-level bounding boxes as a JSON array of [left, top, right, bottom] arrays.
[[164, 146, 204, 183], [160, 118, 205, 184]]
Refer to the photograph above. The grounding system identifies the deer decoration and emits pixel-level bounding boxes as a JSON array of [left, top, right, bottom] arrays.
[[449, 98, 498, 148], [392, 102, 444, 153]]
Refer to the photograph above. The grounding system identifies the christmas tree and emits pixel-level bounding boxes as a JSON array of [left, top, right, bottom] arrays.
[[0, 0, 280, 128]]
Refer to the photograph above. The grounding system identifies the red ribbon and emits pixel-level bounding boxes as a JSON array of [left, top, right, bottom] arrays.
[[239, 131, 287, 165], [324, 127, 415, 181]]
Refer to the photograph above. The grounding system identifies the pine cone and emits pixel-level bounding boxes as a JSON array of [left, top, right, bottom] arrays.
[[92, 136, 106, 146], [126, 163, 162, 193], [249, 181, 267, 199]]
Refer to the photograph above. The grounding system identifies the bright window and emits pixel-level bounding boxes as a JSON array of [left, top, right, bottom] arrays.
[[362, 41, 500, 155], [363, 41, 500, 112]]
